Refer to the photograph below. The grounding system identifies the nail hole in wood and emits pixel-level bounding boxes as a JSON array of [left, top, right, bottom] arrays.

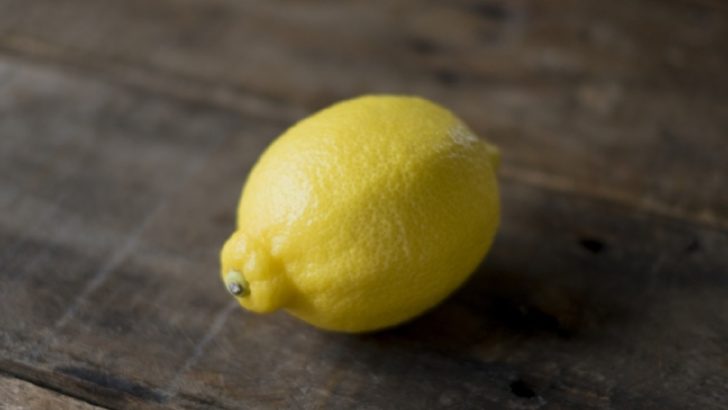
[[579, 237, 605, 254], [434, 69, 461, 86], [684, 239, 700, 254], [409, 37, 439, 55], [510, 379, 536, 398], [467, 3, 509, 21]]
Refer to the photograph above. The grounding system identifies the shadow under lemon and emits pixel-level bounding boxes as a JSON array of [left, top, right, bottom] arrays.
[[313, 205, 657, 352]]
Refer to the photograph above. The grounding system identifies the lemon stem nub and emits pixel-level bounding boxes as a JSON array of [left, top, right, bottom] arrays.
[[227, 282, 244, 295], [225, 270, 249, 297]]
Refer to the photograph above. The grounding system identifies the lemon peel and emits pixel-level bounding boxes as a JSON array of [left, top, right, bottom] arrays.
[[220, 95, 500, 332]]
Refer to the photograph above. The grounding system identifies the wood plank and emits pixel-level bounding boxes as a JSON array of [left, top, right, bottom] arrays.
[[0, 373, 103, 410], [0, 0, 726, 228], [0, 55, 726, 409], [0, 55, 247, 408], [166, 182, 728, 409]]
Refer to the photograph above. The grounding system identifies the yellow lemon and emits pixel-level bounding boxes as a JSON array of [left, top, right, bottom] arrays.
[[220, 95, 500, 332]]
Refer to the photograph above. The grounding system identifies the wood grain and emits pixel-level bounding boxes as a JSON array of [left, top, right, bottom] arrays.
[[0, 0, 726, 228], [0, 373, 103, 410], [0, 1, 726, 409]]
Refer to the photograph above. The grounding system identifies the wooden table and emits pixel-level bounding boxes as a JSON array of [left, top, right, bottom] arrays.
[[1, 1, 726, 408]]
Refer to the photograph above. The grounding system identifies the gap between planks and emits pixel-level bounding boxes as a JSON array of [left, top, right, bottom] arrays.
[[0, 364, 112, 410]]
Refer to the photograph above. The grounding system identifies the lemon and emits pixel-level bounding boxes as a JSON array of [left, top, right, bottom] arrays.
[[220, 95, 500, 332]]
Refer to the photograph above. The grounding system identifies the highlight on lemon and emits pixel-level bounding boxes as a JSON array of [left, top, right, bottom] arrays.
[[220, 95, 500, 333]]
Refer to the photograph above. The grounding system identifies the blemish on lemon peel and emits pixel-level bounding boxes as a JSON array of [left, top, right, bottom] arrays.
[[449, 123, 478, 146], [220, 95, 501, 332]]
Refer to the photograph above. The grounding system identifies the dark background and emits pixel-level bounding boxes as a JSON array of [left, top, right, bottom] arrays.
[[0, 1, 726, 409]]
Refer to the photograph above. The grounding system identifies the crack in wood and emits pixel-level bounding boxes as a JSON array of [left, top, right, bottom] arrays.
[[499, 166, 728, 232]]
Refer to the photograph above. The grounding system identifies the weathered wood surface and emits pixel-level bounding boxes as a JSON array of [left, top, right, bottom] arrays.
[[0, 373, 102, 409], [0, 0, 726, 409], [1, 0, 726, 228]]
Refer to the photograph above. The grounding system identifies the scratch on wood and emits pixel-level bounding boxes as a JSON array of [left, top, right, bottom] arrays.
[[163, 301, 237, 401], [54, 134, 228, 330], [0, 64, 15, 86], [53, 209, 155, 329], [0, 192, 69, 266]]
